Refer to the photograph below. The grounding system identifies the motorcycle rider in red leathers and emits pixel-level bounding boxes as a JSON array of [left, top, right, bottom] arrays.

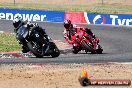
[[63, 20, 99, 52], [63, 20, 97, 43]]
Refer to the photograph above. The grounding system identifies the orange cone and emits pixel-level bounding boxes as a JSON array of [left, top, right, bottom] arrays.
[[81, 67, 88, 78]]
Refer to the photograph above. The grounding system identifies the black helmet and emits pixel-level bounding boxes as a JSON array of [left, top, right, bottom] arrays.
[[13, 17, 22, 28], [64, 20, 72, 29]]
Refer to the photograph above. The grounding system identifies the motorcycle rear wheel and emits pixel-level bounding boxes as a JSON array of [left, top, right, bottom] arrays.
[[49, 42, 60, 58]]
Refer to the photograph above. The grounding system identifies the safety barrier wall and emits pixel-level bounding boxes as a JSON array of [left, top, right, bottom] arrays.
[[64, 12, 132, 26], [0, 8, 64, 22], [0, 8, 132, 26]]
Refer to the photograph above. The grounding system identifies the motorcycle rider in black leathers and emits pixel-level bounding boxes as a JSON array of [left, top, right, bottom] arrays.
[[13, 17, 49, 53]]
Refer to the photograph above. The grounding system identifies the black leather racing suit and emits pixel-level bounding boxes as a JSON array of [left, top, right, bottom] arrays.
[[14, 21, 49, 53]]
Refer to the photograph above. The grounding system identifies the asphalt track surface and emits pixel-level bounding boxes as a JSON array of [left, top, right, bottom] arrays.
[[0, 20, 132, 64]]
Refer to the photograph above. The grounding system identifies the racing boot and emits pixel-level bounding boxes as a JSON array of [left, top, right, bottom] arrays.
[[40, 28, 50, 43], [90, 33, 99, 43], [92, 34, 100, 44], [42, 40, 50, 54], [42, 32, 50, 54]]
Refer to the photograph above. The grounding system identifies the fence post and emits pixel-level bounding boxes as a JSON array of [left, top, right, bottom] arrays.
[[14, 0, 15, 5], [101, 0, 104, 5]]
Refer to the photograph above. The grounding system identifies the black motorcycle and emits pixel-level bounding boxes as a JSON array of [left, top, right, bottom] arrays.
[[16, 25, 60, 58]]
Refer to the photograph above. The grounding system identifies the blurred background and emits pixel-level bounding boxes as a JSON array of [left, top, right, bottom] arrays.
[[0, 0, 132, 13]]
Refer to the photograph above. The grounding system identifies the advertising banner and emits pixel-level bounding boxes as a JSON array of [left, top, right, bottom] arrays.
[[0, 8, 131, 26], [0, 8, 64, 22], [85, 13, 132, 26], [65, 12, 132, 26]]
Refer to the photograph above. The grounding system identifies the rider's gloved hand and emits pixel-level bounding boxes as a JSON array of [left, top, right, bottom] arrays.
[[26, 21, 34, 28], [33, 23, 39, 27]]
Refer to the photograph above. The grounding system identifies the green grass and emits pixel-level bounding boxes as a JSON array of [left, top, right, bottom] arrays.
[[0, 33, 21, 52]]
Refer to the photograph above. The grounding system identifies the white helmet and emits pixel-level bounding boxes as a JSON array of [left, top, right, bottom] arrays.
[[13, 17, 22, 28]]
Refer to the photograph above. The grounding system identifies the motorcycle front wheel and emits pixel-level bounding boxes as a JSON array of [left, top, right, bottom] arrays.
[[27, 41, 43, 58], [82, 41, 96, 54], [72, 46, 81, 54], [96, 44, 103, 54]]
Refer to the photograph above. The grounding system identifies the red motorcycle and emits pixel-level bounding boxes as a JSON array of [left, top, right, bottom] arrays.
[[70, 28, 103, 54]]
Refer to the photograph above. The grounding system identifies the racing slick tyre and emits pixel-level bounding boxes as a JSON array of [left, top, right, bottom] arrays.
[[50, 48, 60, 58], [49, 42, 60, 58], [72, 46, 81, 54], [27, 42, 43, 58], [96, 44, 103, 54], [72, 49, 79, 54], [96, 49, 103, 54]]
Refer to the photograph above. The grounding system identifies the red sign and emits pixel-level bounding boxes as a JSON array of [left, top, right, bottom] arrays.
[[64, 12, 87, 23]]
